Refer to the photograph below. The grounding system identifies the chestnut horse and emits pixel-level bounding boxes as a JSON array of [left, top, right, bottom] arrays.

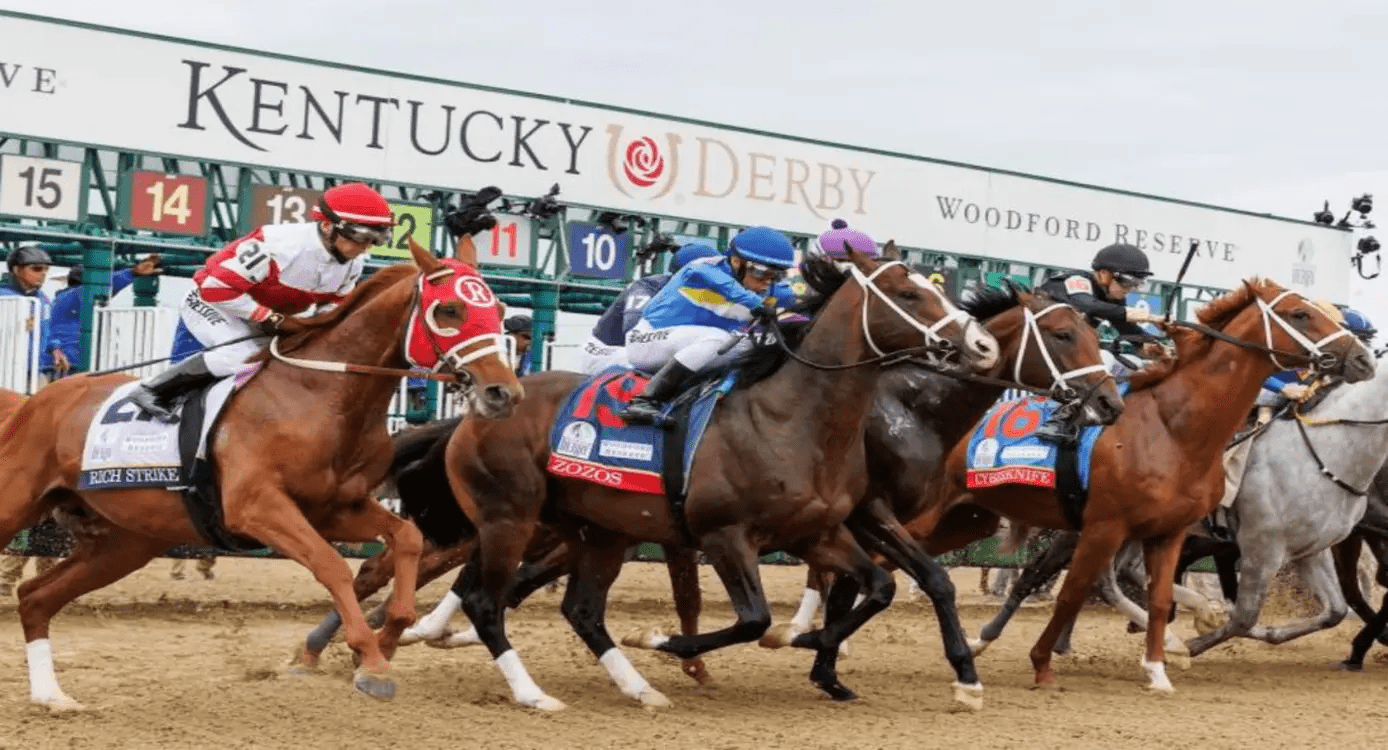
[[920, 279, 1374, 692], [441, 247, 1001, 711], [0, 238, 522, 711], [0, 388, 24, 425]]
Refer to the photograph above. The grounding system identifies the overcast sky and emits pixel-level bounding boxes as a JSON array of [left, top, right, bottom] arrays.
[[4, 0, 1387, 320]]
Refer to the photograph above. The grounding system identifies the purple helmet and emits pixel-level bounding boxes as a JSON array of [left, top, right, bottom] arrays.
[[814, 219, 878, 259]]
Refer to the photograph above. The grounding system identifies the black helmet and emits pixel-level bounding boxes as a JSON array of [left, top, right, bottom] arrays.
[[503, 315, 532, 335], [1091, 243, 1151, 277], [6, 244, 52, 268]]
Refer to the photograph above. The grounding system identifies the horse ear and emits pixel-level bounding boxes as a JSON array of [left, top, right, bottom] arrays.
[[454, 233, 479, 267], [881, 240, 902, 262], [409, 237, 443, 275]]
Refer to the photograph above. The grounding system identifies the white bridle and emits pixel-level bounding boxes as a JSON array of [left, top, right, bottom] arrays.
[[849, 261, 978, 358], [1013, 301, 1112, 399], [1258, 290, 1353, 371]]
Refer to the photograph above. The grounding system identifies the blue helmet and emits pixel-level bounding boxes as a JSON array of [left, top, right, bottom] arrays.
[[1340, 306, 1376, 342], [729, 226, 796, 269], [671, 243, 721, 271]]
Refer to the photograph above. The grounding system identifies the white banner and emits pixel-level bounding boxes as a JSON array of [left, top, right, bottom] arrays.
[[0, 12, 1353, 298]]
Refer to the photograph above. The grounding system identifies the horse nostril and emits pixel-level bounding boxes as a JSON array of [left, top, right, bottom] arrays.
[[483, 384, 511, 406]]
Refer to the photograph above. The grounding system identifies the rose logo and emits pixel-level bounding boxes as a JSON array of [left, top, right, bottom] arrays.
[[623, 137, 665, 187]]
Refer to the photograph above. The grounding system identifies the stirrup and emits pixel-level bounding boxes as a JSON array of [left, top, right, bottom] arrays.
[[1034, 419, 1078, 445], [129, 386, 178, 423], [618, 399, 667, 427]]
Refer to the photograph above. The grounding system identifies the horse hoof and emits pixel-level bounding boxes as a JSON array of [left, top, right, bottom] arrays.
[[758, 624, 797, 649], [815, 681, 858, 702], [1338, 660, 1364, 672], [621, 627, 669, 650], [521, 694, 567, 712], [681, 659, 712, 686], [637, 688, 672, 708], [353, 670, 397, 701], [35, 693, 85, 713], [952, 682, 984, 711], [399, 624, 448, 647], [967, 637, 993, 657], [1143, 683, 1176, 694], [838, 639, 852, 659], [1168, 653, 1191, 671], [1193, 610, 1225, 636]]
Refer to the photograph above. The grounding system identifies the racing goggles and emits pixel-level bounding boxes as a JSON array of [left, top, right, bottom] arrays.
[[742, 260, 788, 283], [1113, 272, 1149, 292], [336, 222, 393, 246]]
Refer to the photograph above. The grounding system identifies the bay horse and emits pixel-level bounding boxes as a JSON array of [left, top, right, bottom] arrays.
[[0, 238, 522, 711], [442, 246, 1003, 711], [920, 279, 1374, 691]]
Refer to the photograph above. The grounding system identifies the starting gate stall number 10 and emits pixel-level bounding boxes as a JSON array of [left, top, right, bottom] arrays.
[[566, 222, 630, 280], [0, 154, 86, 223]]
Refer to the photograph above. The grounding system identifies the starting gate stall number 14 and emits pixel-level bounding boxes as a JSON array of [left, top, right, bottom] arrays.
[[0, 154, 86, 223], [121, 171, 210, 236]]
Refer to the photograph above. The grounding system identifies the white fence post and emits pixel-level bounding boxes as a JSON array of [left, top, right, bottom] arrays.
[[0, 297, 41, 394], [92, 306, 176, 379]]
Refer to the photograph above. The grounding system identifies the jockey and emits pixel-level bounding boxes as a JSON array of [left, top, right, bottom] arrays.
[[1253, 303, 1374, 424], [617, 226, 799, 425], [815, 218, 879, 261], [1033, 242, 1159, 443], [130, 182, 394, 421], [580, 243, 724, 375]]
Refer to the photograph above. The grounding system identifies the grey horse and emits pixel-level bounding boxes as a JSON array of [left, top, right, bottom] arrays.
[[1185, 365, 1388, 656]]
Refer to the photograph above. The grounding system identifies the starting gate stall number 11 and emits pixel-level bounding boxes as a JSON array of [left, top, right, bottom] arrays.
[[0, 154, 86, 223], [473, 213, 534, 268]]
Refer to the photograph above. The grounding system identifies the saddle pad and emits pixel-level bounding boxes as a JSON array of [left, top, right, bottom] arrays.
[[965, 383, 1129, 492], [547, 365, 734, 495], [78, 377, 238, 490]]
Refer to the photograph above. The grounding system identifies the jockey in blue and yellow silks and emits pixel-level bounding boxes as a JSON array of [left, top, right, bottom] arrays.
[[617, 226, 799, 425], [1255, 303, 1376, 421]]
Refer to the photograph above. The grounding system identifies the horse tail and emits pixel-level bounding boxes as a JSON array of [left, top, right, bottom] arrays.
[[386, 418, 475, 548], [1000, 521, 1034, 555]]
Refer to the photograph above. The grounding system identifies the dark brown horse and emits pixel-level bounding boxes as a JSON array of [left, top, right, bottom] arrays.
[[919, 279, 1374, 691], [441, 246, 1001, 711], [0, 239, 521, 711]]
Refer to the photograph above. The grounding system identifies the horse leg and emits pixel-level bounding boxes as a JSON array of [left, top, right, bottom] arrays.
[[395, 538, 478, 645], [663, 544, 711, 685], [1137, 533, 1186, 692], [17, 526, 166, 711], [790, 566, 829, 632], [623, 529, 772, 661], [1246, 550, 1348, 645], [1094, 554, 1192, 668], [316, 501, 424, 662], [1186, 543, 1286, 657], [427, 539, 566, 649], [301, 543, 403, 668], [223, 490, 403, 700], [1029, 523, 1126, 688], [975, 531, 1077, 654], [832, 505, 982, 708], [560, 531, 670, 707], [1334, 537, 1379, 626], [1341, 586, 1388, 670]]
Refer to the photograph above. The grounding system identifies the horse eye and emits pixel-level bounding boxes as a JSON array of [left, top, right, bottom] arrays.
[[898, 289, 921, 302], [1290, 309, 1310, 321], [1053, 330, 1073, 343]]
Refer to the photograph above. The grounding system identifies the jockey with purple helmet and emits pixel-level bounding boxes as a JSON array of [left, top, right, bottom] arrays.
[[618, 226, 799, 425], [579, 243, 724, 375], [815, 218, 879, 261]]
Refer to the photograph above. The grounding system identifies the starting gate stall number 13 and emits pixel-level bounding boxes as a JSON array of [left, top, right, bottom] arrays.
[[0, 154, 85, 223]]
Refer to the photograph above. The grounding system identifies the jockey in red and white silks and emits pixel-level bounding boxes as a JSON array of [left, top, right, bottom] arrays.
[[131, 182, 395, 421]]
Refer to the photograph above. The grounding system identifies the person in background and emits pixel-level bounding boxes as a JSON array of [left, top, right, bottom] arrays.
[[47, 254, 164, 378], [0, 244, 64, 385], [505, 315, 534, 377]]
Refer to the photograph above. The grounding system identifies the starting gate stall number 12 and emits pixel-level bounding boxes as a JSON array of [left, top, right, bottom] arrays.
[[0, 154, 86, 223]]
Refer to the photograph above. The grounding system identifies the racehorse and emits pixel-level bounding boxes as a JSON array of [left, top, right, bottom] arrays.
[[0, 238, 521, 711], [758, 281, 1124, 690], [440, 246, 1003, 711], [917, 279, 1374, 691], [0, 388, 24, 425], [1338, 467, 1388, 669]]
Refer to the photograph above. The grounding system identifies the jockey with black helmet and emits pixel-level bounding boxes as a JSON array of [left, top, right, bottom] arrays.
[[1033, 242, 1160, 443]]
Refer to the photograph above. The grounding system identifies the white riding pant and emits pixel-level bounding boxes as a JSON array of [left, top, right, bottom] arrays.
[[1101, 349, 1145, 378], [579, 335, 629, 375], [626, 320, 753, 374], [178, 290, 270, 377]]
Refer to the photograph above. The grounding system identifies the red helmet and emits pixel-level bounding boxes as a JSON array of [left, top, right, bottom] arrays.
[[312, 182, 393, 226]]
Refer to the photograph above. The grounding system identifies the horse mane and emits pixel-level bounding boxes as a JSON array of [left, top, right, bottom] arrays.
[[715, 254, 845, 390], [960, 284, 1021, 321], [248, 264, 417, 361], [1124, 279, 1272, 391]]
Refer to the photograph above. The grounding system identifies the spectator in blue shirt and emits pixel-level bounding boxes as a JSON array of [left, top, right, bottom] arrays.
[[47, 254, 163, 378], [0, 244, 61, 385]]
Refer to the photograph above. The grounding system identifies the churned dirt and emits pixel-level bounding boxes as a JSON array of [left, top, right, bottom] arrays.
[[0, 557, 1386, 750]]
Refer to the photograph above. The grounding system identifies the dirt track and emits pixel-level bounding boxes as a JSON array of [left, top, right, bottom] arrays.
[[1, 557, 1386, 750]]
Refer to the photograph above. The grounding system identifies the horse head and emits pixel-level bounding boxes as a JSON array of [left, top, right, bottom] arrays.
[[404, 237, 523, 418], [1230, 280, 1375, 384], [999, 284, 1123, 426], [844, 241, 999, 372]]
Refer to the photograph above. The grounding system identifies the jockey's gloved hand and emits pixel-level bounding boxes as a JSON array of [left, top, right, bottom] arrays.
[[257, 312, 306, 336], [751, 298, 779, 325]]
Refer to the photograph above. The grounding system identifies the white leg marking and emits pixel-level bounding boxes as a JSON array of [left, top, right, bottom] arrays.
[[27, 640, 83, 711], [1142, 658, 1174, 692], [790, 587, 821, 632], [599, 648, 670, 707], [495, 649, 565, 711], [400, 591, 461, 644]]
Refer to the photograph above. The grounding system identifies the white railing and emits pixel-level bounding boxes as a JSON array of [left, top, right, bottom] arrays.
[[0, 297, 41, 394], [93, 306, 177, 379]]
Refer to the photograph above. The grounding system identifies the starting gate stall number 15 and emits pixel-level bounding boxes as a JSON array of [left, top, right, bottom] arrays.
[[0, 154, 86, 223]]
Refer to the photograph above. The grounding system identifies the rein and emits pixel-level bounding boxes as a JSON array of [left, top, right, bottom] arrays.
[[1271, 395, 1388, 497]]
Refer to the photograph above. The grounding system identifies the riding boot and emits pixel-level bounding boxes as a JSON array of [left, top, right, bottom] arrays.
[[128, 353, 219, 423], [1033, 410, 1080, 446], [618, 360, 697, 427]]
